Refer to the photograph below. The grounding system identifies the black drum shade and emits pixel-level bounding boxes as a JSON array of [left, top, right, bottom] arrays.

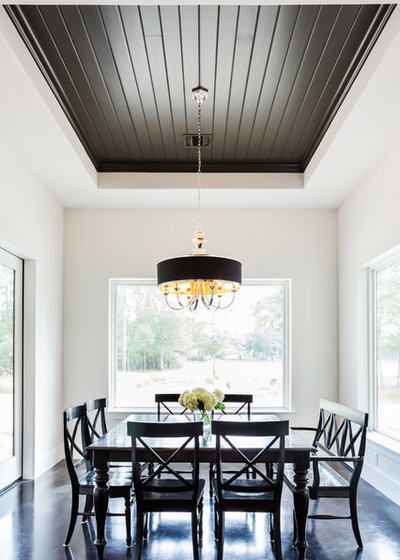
[[157, 255, 242, 286]]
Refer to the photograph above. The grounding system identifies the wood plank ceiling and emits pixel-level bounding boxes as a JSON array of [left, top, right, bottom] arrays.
[[5, 4, 395, 173]]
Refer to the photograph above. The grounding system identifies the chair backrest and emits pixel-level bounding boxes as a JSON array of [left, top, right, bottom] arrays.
[[212, 419, 289, 500], [212, 393, 253, 418], [155, 393, 187, 417], [313, 399, 369, 461], [85, 397, 108, 442], [127, 420, 203, 501], [63, 405, 91, 488]]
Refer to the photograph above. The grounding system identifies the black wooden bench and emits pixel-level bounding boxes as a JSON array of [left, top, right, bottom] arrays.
[[285, 398, 369, 550]]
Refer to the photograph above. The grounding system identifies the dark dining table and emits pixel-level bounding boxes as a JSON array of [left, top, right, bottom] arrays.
[[87, 413, 315, 559]]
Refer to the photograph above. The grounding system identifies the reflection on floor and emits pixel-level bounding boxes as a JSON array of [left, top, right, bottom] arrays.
[[0, 461, 399, 560]]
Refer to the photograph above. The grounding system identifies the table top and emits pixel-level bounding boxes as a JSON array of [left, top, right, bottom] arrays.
[[87, 413, 315, 454]]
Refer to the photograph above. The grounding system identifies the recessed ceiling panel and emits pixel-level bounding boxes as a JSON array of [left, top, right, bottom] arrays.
[[5, 4, 395, 173]]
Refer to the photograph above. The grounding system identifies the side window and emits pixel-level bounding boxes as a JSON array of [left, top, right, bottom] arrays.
[[371, 259, 400, 442]]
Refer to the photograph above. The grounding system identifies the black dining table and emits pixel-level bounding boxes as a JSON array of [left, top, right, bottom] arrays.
[[87, 413, 315, 559]]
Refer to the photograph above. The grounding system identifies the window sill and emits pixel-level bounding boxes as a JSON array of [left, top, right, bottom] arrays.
[[107, 407, 294, 418], [368, 431, 400, 458]]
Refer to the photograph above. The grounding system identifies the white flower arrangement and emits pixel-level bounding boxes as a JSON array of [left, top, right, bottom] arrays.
[[178, 387, 225, 423]]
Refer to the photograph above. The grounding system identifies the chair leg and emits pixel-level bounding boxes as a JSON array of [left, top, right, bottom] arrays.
[[273, 512, 282, 560], [269, 512, 274, 542], [135, 508, 144, 560], [214, 501, 219, 540], [209, 462, 214, 498], [292, 508, 298, 549], [64, 490, 79, 547], [266, 463, 273, 478], [125, 496, 132, 548], [82, 494, 93, 523], [143, 512, 149, 540], [191, 510, 200, 560], [198, 498, 204, 540], [217, 510, 224, 560], [350, 494, 363, 549]]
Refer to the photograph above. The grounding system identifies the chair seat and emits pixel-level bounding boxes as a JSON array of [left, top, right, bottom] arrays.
[[141, 479, 206, 511], [79, 466, 133, 489], [212, 478, 276, 511]]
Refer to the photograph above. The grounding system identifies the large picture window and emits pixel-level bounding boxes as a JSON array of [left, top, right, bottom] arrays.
[[109, 279, 290, 411], [370, 258, 400, 442]]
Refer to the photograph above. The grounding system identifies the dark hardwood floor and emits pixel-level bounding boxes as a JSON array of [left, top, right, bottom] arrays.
[[0, 461, 399, 560]]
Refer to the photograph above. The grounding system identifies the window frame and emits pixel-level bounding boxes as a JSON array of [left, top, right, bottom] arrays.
[[369, 254, 400, 442], [109, 278, 291, 413]]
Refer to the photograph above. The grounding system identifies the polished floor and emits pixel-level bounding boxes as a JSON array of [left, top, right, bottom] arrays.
[[0, 461, 399, 560]]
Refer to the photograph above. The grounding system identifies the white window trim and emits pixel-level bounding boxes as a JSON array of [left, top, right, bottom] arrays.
[[368, 251, 400, 445], [368, 266, 378, 435], [108, 278, 291, 413]]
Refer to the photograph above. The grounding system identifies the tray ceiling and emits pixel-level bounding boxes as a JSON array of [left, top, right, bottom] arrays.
[[5, 4, 394, 174]]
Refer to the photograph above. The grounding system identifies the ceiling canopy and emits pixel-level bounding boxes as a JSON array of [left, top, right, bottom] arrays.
[[6, 4, 394, 174]]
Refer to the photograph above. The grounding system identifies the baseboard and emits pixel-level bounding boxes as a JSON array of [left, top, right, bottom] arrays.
[[34, 444, 64, 479]]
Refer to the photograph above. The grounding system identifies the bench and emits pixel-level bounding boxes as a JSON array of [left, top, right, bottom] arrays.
[[285, 398, 368, 550]]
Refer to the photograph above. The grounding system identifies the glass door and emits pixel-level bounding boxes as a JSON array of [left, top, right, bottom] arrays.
[[0, 248, 23, 490]]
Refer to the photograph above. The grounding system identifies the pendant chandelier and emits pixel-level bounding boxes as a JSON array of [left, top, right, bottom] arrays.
[[157, 86, 242, 311]]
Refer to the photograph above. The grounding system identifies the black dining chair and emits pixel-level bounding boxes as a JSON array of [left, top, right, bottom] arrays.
[[63, 404, 133, 548], [209, 393, 253, 498], [127, 420, 205, 560], [211, 393, 253, 419], [153, 393, 193, 476], [85, 397, 108, 442], [155, 393, 188, 418], [212, 419, 289, 560], [85, 397, 133, 470]]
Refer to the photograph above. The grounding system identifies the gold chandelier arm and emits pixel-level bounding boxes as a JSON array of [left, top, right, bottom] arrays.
[[211, 291, 236, 310], [164, 288, 203, 311], [164, 293, 185, 310], [201, 294, 213, 308]]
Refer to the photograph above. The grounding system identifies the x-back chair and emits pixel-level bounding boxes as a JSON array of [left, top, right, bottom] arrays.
[[127, 420, 205, 560], [212, 419, 289, 560], [63, 404, 133, 548]]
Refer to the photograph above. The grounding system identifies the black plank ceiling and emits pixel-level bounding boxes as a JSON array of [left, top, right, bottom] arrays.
[[5, 4, 395, 173]]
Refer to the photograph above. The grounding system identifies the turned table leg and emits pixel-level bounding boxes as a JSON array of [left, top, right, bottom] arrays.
[[93, 465, 110, 559], [293, 454, 310, 559]]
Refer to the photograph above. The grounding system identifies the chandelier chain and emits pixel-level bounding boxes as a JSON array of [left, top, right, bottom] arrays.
[[197, 97, 202, 233]]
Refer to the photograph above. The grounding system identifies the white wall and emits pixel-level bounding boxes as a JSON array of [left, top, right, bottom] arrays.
[[338, 140, 400, 505], [0, 143, 64, 479], [63, 208, 337, 427]]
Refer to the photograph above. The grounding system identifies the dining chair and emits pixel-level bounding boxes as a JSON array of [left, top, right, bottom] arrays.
[[209, 393, 253, 498], [85, 397, 133, 470], [85, 397, 108, 442], [152, 394, 197, 481], [211, 393, 253, 419], [154, 393, 188, 418], [212, 419, 289, 560], [127, 420, 205, 560], [63, 404, 133, 548]]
